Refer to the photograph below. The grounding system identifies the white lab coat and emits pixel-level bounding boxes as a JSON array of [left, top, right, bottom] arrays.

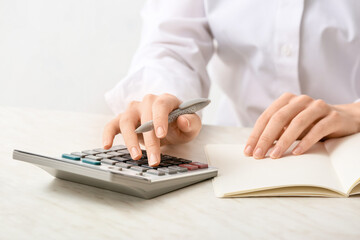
[[105, 0, 360, 127]]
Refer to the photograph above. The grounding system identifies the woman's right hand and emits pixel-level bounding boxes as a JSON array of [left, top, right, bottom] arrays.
[[102, 93, 202, 167]]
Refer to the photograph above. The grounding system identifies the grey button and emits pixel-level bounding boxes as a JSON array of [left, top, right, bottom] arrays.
[[93, 148, 111, 153], [96, 153, 113, 159], [117, 150, 130, 155], [130, 166, 148, 172], [82, 150, 98, 155], [84, 155, 102, 161], [141, 164, 157, 169], [109, 145, 127, 151], [146, 169, 165, 176], [158, 167, 177, 174], [118, 153, 131, 159], [115, 162, 132, 169], [168, 166, 188, 172], [109, 166, 122, 171], [111, 156, 129, 162], [71, 152, 88, 157], [107, 151, 123, 157], [101, 159, 118, 165]]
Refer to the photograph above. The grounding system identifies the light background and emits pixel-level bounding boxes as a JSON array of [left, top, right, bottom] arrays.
[[0, 0, 223, 125]]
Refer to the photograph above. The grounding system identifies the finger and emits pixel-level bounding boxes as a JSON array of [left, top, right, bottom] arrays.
[[252, 95, 312, 159], [292, 113, 338, 155], [168, 114, 202, 143], [141, 95, 161, 167], [270, 100, 329, 158], [152, 94, 181, 138], [119, 110, 143, 160], [177, 114, 202, 134], [102, 115, 121, 149], [244, 92, 295, 156]]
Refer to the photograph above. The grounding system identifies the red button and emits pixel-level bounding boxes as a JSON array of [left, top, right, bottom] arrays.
[[189, 162, 208, 169], [179, 164, 198, 171]]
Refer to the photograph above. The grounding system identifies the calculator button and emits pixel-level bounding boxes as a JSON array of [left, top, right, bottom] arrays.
[[126, 160, 141, 166], [101, 159, 118, 165], [82, 158, 101, 165], [106, 152, 123, 157], [120, 154, 132, 159], [81, 150, 98, 155], [158, 167, 177, 174], [70, 152, 88, 158], [109, 145, 127, 151], [85, 155, 102, 161], [96, 153, 113, 159], [168, 166, 188, 172], [115, 162, 132, 169], [62, 154, 81, 161], [117, 150, 130, 155], [147, 169, 165, 176], [159, 163, 171, 167], [141, 164, 158, 169], [179, 159, 192, 164], [130, 166, 148, 172], [108, 166, 122, 171], [178, 164, 198, 171], [189, 162, 208, 169], [111, 156, 128, 162], [93, 148, 111, 153]]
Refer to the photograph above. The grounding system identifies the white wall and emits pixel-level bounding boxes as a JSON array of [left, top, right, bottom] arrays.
[[0, 0, 222, 124]]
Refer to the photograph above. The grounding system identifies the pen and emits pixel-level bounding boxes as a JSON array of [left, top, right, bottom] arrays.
[[134, 98, 211, 134]]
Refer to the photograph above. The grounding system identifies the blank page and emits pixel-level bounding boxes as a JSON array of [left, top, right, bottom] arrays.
[[205, 143, 345, 197], [325, 133, 360, 194]]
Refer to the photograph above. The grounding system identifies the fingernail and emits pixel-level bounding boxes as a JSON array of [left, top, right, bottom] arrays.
[[156, 126, 165, 138], [131, 147, 140, 159], [184, 117, 190, 128], [254, 147, 263, 159], [103, 140, 109, 148], [244, 145, 253, 156], [270, 146, 281, 159], [149, 153, 158, 166], [292, 146, 302, 155]]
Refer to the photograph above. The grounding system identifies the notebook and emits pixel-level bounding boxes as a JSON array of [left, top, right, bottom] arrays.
[[204, 132, 360, 197]]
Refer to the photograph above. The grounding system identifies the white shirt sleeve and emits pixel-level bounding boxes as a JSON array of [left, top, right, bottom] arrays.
[[105, 0, 214, 114]]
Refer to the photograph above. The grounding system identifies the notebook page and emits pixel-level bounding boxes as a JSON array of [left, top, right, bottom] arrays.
[[325, 132, 360, 194], [205, 143, 345, 197]]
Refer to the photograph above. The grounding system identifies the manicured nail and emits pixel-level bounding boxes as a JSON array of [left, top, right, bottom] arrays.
[[131, 147, 140, 159], [184, 117, 190, 128], [156, 126, 165, 138], [254, 147, 263, 159], [292, 146, 302, 155], [270, 146, 281, 159], [244, 145, 253, 156], [103, 140, 110, 148], [149, 153, 158, 166]]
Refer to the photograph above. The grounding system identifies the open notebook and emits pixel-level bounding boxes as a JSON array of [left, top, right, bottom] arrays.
[[205, 132, 360, 197]]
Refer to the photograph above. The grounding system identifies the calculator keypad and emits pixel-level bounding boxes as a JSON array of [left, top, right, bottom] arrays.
[[62, 145, 208, 177]]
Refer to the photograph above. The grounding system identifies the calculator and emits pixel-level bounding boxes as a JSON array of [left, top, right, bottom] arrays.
[[12, 145, 217, 199]]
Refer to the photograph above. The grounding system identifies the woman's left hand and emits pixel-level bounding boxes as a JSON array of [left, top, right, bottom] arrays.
[[244, 92, 360, 159]]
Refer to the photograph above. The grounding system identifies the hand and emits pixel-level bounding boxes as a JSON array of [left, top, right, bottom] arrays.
[[102, 93, 202, 166], [244, 92, 360, 159]]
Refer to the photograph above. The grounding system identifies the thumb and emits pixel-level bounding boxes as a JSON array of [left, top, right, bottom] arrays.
[[176, 114, 202, 135]]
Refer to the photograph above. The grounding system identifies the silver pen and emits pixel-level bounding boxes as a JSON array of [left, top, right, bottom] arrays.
[[134, 98, 211, 134]]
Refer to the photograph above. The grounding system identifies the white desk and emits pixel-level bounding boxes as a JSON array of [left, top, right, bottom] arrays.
[[1, 106, 360, 240]]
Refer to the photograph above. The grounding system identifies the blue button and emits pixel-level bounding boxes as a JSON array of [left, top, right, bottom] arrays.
[[62, 154, 81, 161], [82, 158, 101, 165]]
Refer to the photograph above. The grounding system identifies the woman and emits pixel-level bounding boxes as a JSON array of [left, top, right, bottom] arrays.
[[102, 0, 360, 166]]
